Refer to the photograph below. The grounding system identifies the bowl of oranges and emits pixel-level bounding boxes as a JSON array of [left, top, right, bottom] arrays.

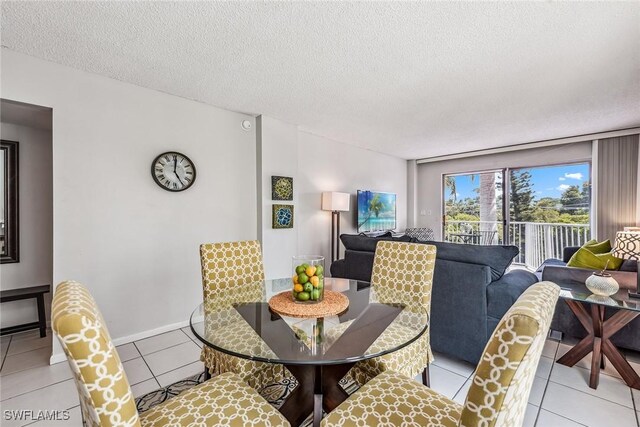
[[292, 256, 324, 303]]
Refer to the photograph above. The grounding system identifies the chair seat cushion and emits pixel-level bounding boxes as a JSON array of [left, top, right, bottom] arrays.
[[326, 315, 432, 386], [139, 372, 290, 427], [321, 370, 462, 427]]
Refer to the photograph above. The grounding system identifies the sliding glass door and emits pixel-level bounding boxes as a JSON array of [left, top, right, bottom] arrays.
[[508, 163, 591, 268], [442, 162, 591, 270], [443, 170, 504, 245]]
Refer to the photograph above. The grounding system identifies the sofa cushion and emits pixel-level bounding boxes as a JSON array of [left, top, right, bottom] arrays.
[[340, 233, 412, 252], [421, 240, 518, 281], [620, 259, 638, 272], [567, 246, 624, 270], [584, 239, 613, 254]]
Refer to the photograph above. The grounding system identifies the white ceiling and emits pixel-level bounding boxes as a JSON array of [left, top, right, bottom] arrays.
[[1, 2, 639, 159]]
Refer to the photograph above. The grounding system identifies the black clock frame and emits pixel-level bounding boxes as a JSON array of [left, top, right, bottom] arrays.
[[151, 151, 196, 192]]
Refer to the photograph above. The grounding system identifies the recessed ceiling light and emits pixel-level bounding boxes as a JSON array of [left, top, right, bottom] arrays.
[[241, 120, 252, 131]]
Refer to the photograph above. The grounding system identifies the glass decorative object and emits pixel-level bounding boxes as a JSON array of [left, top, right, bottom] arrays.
[[292, 255, 324, 303]]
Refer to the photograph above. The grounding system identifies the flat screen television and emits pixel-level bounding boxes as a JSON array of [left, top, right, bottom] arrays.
[[357, 190, 397, 233]]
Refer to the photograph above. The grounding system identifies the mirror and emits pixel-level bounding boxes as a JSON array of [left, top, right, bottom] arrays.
[[1, 139, 19, 263]]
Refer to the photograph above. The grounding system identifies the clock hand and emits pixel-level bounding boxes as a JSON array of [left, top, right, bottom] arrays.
[[173, 155, 177, 175]]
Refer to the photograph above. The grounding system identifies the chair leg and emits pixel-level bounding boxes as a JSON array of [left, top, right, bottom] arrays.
[[422, 365, 430, 387], [204, 368, 211, 381]]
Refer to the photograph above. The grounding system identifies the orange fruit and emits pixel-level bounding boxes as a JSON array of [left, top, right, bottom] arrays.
[[294, 284, 304, 293], [310, 276, 319, 287], [305, 266, 317, 277], [292, 275, 299, 284]]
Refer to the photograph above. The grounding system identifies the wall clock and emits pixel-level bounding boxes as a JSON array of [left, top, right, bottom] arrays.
[[151, 151, 196, 192]]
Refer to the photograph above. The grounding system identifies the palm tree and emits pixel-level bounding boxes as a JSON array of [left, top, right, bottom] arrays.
[[479, 173, 498, 244], [445, 176, 457, 200], [358, 194, 385, 230]]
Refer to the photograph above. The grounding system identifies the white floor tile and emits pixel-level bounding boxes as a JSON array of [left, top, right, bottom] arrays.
[[0, 380, 79, 427], [1, 347, 51, 376], [542, 339, 559, 359], [143, 341, 201, 376], [156, 361, 204, 387], [134, 330, 190, 356], [428, 365, 468, 400], [549, 363, 634, 408], [0, 362, 72, 401], [541, 382, 637, 427], [523, 404, 539, 427], [6, 335, 51, 357], [535, 356, 553, 380], [131, 378, 160, 398], [26, 406, 83, 427], [536, 409, 586, 426], [116, 343, 140, 362], [181, 327, 203, 347], [122, 357, 153, 385], [1, 339, 10, 362], [528, 376, 547, 407], [432, 352, 475, 378], [556, 343, 624, 380], [9, 330, 42, 342], [453, 378, 471, 405]]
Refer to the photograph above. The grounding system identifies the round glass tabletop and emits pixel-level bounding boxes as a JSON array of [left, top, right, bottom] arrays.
[[189, 278, 429, 366]]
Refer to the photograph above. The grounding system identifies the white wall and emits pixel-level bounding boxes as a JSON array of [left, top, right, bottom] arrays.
[[0, 122, 53, 328], [416, 142, 593, 240], [1, 49, 258, 360], [258, 116, 299, 279], [296, 131, 407, 264], [257, 118, 408, 278]]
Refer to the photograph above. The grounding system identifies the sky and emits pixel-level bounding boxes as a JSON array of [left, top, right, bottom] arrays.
[[447, 163, 590, 201]]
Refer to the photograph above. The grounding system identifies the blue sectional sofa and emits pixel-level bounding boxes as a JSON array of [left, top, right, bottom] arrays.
[[330, 234, 539, 364]]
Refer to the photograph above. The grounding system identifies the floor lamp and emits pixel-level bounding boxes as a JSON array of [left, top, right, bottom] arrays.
[[322, 192, 350, 263]]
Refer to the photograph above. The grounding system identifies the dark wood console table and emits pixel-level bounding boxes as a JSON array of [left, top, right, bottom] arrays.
[[0, 285, 50, 337]]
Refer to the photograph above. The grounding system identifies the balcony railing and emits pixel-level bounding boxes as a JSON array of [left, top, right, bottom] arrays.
[[444, 220, 591, 271]]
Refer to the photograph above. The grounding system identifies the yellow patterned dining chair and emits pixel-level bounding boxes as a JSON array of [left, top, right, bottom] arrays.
[[344, 240, 437, 387], [199, 240, 290, 390], [51, 280, 290, 427], [321, 281, 560, 427]]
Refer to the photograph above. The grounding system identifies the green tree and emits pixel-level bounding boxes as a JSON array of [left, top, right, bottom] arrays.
[[559, 185, 583, 215], [510, 170, 535, 221]]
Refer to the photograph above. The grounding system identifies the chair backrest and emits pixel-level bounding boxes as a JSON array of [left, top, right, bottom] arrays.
[[51, 281, 140, 427], [459, 281, 560, 427], [199, 240, 265, 310], [371, 241, 437, 315]]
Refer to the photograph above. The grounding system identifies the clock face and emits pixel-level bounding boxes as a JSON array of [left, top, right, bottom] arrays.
[[151, 152, 196, 192]]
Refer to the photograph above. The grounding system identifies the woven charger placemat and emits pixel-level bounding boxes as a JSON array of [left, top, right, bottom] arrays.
[[268, 290, 349, 318]]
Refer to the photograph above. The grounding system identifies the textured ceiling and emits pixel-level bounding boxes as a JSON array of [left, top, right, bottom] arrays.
[[1, 1, 639, 159]]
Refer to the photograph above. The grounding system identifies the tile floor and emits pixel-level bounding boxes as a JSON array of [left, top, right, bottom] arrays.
[[1, 327, 639, 426]]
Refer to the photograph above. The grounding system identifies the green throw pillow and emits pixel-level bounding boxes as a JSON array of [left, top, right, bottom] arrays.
[[567, 247, 623, 270], [583, 239, 612, 254]]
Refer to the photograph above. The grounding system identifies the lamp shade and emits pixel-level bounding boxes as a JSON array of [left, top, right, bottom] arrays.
[[612, 231, 640, 260], [322, 192, 350, 212]]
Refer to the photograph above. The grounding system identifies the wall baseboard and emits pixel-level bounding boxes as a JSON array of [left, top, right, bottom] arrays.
[[49, 319, 191, 365]]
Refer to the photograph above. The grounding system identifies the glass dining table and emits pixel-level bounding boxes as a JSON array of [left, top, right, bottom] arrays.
[[190, 277, 429, 427]]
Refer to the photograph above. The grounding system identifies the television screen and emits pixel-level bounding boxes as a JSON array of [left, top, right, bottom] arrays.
[[357, 190, 396, 233]]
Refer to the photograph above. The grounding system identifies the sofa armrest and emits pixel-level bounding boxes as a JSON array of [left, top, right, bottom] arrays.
[[542, 265, 637, 290], [330, 259, 347, 279], [563, 246, 580, 263], [487, 269, 539, 320], [430, 259, 493, 364]]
